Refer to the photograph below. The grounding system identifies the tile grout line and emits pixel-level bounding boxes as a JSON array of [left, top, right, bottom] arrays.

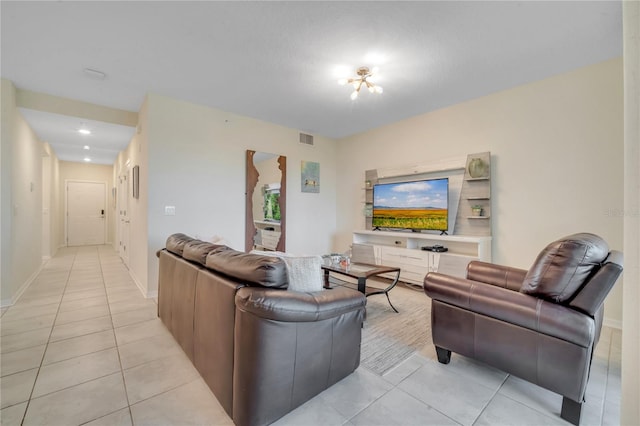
[[97, 247, 136, 425], [599, 333, 613, 426], [19, 249, 77, 426], [470, 373, 510, 425]]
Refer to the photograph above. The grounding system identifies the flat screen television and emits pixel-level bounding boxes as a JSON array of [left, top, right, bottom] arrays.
[[372, 178, 449, 232]]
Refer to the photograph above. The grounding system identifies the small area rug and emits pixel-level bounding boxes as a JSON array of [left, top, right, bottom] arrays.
[[332, 277, 432, 375]]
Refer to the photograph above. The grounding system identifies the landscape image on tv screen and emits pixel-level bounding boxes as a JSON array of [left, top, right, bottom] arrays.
[[372, 178, 448, 231]]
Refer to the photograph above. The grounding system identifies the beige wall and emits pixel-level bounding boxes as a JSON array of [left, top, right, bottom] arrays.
[[336, 58, 624, 326], [1, 79, 46, 306], [113, 97, 148, 294], [621, 1, 640, 423], [126, 93, 338, 297], [58, 161, 115, 246], [41, 142, 61, 258]]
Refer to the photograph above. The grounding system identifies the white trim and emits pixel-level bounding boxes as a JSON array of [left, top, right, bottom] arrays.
[[604, 318, 622, 330], [128, 267, 156, 298], [0, 261, 45, 308], [42, 255, 51, 262], [376, 155, 467, 179]]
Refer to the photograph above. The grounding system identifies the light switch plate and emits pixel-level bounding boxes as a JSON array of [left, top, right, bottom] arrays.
[[164, 206, 176, 216]]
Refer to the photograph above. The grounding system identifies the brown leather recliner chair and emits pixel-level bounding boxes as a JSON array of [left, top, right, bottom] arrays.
[[423, 233, 623, 425]]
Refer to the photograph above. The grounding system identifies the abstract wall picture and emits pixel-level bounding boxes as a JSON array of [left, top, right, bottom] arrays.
[[301, 161, 320, 193]]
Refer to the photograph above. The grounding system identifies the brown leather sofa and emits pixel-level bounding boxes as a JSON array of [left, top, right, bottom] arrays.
[[423, 233, 623, 425], [157, 233, 366, 426]]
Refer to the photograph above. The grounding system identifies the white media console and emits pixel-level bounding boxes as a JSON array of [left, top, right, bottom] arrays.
[[352, 230, 492, 285]]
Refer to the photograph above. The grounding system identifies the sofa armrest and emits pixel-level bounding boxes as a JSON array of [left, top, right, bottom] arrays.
[[466, 261, 527, 291], [424, 273, 595, 348], [235, 287, 366, 322]]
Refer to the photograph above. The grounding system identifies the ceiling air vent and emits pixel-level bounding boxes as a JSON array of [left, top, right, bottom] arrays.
[[299, 133, 314, 146]]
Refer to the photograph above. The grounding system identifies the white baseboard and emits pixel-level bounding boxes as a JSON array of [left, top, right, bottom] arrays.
[[0, 262, 45, 308], [603, 318, 622, 330], [128, 269, 146, 297], [127, 268, 156, 299]]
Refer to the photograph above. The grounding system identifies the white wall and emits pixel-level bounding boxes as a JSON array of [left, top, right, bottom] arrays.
[[58, 161, 115, 246], [126, 93, 338, 297], [336, 58, 624, 325], [0, 79, 45, 306]]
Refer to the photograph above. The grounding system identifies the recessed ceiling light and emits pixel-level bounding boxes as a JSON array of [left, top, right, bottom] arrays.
[[84, 157, 91, 162], [78, 129, 91, 135], [83, 145, 90, 150]]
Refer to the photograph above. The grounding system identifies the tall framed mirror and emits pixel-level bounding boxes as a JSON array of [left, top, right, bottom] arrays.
[[245, 150, 286, 252]]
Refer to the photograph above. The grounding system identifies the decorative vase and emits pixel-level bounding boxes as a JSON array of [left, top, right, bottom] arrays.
[[468, 158, 489, 178], [472, 208, 482, 217]]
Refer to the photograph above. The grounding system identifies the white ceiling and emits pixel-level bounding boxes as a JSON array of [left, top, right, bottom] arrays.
[[1, 1, 622, 165], [18, 109, 135, 165]]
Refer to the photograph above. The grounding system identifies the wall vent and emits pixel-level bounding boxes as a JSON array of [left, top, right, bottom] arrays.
[[299, 133, 314, 146]]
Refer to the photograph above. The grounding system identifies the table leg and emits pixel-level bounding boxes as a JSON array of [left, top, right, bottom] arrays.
[[357, 277, 366, 294], [323, 269, 331, 289]]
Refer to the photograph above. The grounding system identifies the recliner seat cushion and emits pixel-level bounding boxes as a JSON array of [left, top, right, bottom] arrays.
[[521, 233, 609, 303]]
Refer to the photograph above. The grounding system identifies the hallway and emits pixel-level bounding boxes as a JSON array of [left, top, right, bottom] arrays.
[[0, 246, 231, 425]]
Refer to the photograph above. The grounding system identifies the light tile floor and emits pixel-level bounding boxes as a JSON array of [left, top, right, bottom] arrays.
[[0, 246, 621, 425]]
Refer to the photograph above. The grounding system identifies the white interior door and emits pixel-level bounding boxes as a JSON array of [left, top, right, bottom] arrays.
[[67, 181, 106, 246], [118, 172, 130, 265]]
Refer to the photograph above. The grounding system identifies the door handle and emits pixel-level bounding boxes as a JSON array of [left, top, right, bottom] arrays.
[[101, 209, 104, 215]]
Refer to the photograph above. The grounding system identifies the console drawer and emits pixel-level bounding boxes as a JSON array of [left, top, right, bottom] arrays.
[[379, 247, 429, 267]]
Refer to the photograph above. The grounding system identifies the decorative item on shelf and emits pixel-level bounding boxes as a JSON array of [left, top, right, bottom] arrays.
[[471, 205, 483, 216], [365, 180, 372, 188], [468, 157, 489, 178], [364, 204, 373, 217]]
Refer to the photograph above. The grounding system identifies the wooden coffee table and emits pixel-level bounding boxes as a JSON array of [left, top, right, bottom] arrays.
[[322, 263, 401, 312]]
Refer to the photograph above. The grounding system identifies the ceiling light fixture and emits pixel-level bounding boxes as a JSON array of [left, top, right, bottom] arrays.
[[338, 66, 383, 100], [78, 128, 91, 135], [84, 157, 91, 162], [84, 145, 90, 150]]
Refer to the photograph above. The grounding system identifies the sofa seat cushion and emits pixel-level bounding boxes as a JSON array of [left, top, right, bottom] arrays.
[[521, 233, 609, 303], [206, 249, 288, 288], [166, 233, 195, 256]]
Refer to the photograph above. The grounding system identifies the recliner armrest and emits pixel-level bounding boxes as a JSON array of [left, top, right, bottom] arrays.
[[466, 261, 527, 291], [424, 273, 595, 348], [235, 287, 366, 322]]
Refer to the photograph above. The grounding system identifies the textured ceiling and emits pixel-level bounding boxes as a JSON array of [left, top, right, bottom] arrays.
[[1, 1, 622, 164]]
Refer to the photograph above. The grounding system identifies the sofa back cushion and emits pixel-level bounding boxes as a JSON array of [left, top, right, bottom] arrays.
[[166, 233, 195, 257], [521, 233, 609, 303], [205, 249, 288, 288], [183, 240, 228, 266]]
